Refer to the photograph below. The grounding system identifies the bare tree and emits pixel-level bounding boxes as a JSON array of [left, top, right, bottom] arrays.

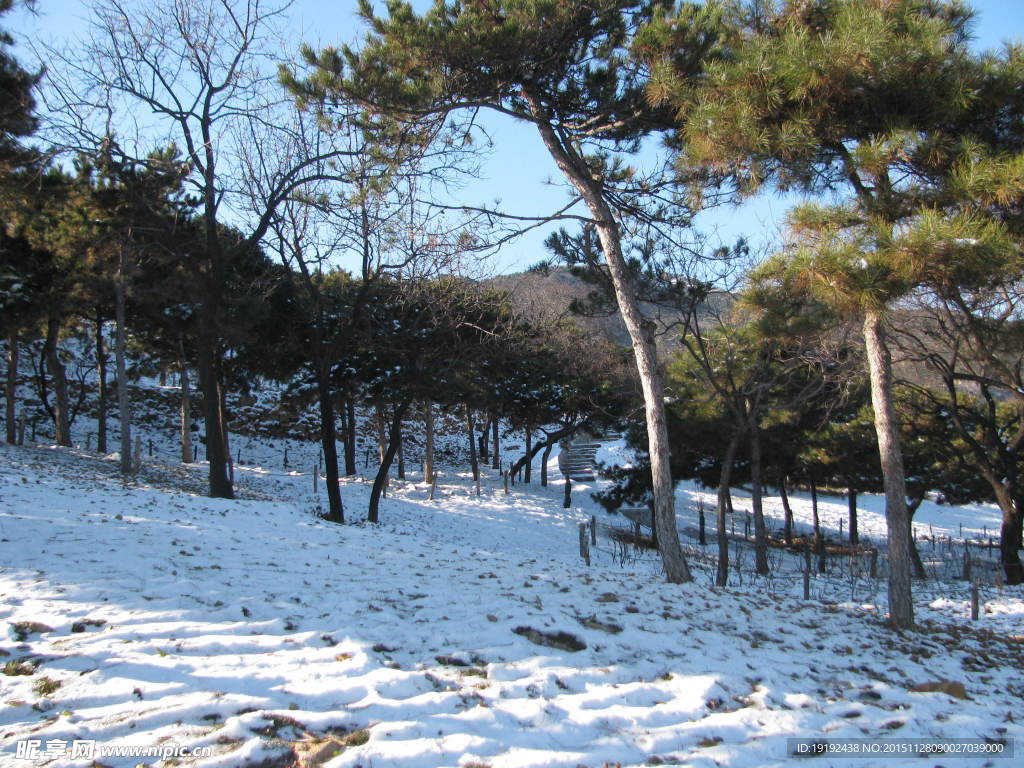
[[245, 98, 488, 521], [39, 0, 349, 498]]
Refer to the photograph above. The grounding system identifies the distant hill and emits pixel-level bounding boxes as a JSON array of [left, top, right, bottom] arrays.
[[485, 266, 732, 349]]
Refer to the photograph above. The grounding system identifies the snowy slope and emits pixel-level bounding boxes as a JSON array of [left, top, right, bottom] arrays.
[[0, 441, 1021, 768]]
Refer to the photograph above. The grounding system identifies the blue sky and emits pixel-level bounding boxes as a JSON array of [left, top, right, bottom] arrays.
[[10, 0, 1024, 275]]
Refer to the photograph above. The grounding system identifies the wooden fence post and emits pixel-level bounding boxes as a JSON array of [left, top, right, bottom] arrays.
[[563, 477, 571, 508], [590, 515, 597, 545], [970, 580, 979, 621]]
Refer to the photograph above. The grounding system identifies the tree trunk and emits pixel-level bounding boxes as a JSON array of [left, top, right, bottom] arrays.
[[908, 522, 926, 579], [5, 328, 18, 445], [863, 309, 913, 628], [196, 313, 233, 498], [43, 313, 71, 447], [780, 474, 793, 545], [95, 312, 108, 454], [218, 368, 233, 484], [344, 398, 357, 476], [479, 416, 490, 461], [396, 417, 405, 480], [848, 488, 859, 545], [114, 258, 132, 473], [596, 233, 690, 583], [523, 426, 532, 483], [540, 442, 552, 487], [178, 338, 192, 465], [717, 431, 740, 586], [1001, 501, 1024, 585], [509, 427, 576, 481], [375, 404, 387, 464], [994, 489, 1023, 585], [368, 400, 411, 523], [810, 472, 825, 573], [315, 364, 344, 523], [491, 415, 500, 470], [466, 404, 479, 481], [750, 420, 768, 574], [528, 94, 690, 583], [423, 400, 434, 483]]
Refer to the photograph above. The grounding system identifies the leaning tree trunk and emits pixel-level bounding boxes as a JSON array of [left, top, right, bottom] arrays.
[[178, 338, 192, 465], [717, 431, 740, 587], [368, 400, 412, 523], [43, 312, 72, 447], [5, 328, 18, 445], [749, 420, 768, 575], [780, 474, 794, 545], [529, 94, 690, 583], [593, 227, 690, 583], [466, 405, 479, 482], [95, 312, 108, 454], [863, 309, 914, 629]]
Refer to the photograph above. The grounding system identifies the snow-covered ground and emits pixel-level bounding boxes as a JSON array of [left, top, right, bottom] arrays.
[[0, 434, 1022, 768]]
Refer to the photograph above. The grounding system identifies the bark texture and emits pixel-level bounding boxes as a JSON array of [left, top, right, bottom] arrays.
[[863, 310, 914, 628]]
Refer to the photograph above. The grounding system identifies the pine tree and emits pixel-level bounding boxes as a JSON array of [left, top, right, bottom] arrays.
[[0, 0, 38, 171], [294, 0, 736, 583], [649, 0, 1007, 628]]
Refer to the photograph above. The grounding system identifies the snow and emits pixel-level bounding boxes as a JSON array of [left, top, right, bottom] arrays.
[[0, 434, 1022, 768]]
